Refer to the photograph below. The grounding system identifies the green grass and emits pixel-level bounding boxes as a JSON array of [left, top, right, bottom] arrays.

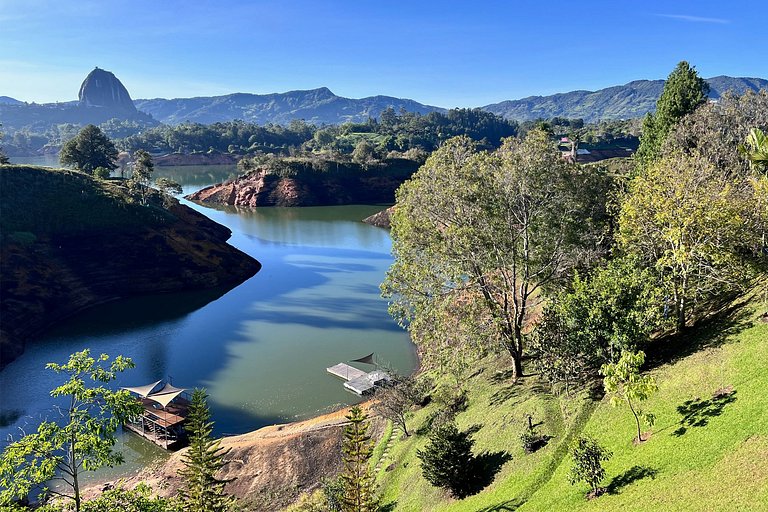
[[0, 165, 174, 239], [376, 293, 768, 511]]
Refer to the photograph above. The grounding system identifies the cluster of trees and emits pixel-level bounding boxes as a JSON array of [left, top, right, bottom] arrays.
[[0, 351, 236, 512], [382, 61, 767, 499], [385, 60, 767, 389], [57, 125, 182, 208]]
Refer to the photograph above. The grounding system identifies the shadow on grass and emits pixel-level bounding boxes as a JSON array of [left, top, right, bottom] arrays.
[[490, 368, 517, 384], [489, 383, 523, 406], [672, 390, 737, 436], [474, 497, 526, 511], [470, 450, 513, 494], [607, 465, 658, 494], [379, 501, 397, 512], [645, 297, 753, 370]]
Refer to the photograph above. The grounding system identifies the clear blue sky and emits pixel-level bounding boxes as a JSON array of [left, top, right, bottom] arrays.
[[0, 0, 764, 107]]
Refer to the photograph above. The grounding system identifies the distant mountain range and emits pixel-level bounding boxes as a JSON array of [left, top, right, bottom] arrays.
[[483, 76, 768, 123], [133, 88, 444, 125], [1, 71, 766, 133], [0, 96, 22, 105]]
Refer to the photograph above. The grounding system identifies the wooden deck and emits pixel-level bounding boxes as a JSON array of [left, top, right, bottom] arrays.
[[326, 364, 390, 395], [124, 395, 191, 450], [327, 363, 368, 382]]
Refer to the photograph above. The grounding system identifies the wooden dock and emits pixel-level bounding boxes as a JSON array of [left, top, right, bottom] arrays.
[[326, 363, 389, 395]]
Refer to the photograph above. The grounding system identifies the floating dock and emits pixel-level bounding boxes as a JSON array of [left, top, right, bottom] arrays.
[[326, 363, 389, 395]]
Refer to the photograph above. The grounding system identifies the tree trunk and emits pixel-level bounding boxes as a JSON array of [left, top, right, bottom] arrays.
[[511, 352, 523, 381], [628, 397, 642, 442], [676, 275, 688, 333]]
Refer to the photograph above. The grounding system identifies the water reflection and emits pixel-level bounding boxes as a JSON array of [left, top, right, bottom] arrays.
[[0, 164, 415, 482]]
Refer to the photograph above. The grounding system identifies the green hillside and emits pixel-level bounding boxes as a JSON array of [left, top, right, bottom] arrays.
[[374, 291, 768, 511]]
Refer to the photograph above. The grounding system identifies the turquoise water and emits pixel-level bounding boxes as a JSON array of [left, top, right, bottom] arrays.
[[0, 161, 417, 481]]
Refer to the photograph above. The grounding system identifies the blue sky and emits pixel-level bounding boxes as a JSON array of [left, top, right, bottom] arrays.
[[0, 0, 764, 107]]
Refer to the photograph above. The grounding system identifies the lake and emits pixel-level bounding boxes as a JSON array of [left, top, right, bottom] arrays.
[[0, 159, 418, 481]]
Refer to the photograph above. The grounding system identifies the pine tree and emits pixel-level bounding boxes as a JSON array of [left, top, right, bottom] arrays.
[[340, 406, 378, 512], [416, 422, 478, 498], [635, 61, 709, 168], [178, 388, 234, 512]]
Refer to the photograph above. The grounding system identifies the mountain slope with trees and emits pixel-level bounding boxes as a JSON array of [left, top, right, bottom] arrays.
[[133, 88, 445, 125], [483, 76, 767, 122]]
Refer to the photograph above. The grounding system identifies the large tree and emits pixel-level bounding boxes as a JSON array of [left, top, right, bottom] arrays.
[[59, 124, 119, 174], [129, 149, 155, 205], [0, 350, 141, 511], [178, 389, 234, 512], [635, 61, 709, 168], [618, 152, 757, 332], [383, 131, 605, 379]]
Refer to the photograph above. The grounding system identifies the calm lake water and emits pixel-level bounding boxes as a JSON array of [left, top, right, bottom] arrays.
[[1, 158, 417, 482]]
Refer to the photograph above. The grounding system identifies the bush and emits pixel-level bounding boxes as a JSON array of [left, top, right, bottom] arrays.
[[416, 422, 478, 498], [93, 167, 111, 180], [433, 386, 468, 415], [569, 436, 612, 499]]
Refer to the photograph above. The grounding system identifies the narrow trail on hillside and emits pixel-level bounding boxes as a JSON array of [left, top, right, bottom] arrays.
[[504, 397, 601, 511]]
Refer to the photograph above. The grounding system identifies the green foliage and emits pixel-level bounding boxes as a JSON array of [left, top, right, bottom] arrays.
[[568, 436, 611, 496], [129, 150, 155, 205], [340, 406, 377, 512], [530, 257, 665, 390], [351, 139, 377, 165], [416, 421, 479, 498], [520, 417, 545, 454], [79, 483, 181, 512], [384, 131, 610, 380], [635, 61, 709, 168], [0, 350, 141, 511], [320, 476, 345, 512], [601, 351, 658, 443], [618, 152, 758, 332], [59, 125, 118, 174], [154, 177, 183, 207], [177, 389, 234, 512], [92, 167, 110, 180], [740, 128, 768, 173]]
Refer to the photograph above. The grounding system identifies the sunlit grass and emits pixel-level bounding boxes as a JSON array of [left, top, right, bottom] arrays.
[[376, 293, 768, 511]]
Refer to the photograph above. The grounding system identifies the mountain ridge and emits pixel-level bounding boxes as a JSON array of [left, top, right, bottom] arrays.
[[482, 76, 768, 122], [133, 87, 444, 125]]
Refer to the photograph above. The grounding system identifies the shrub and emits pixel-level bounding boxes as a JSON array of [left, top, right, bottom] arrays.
[[569, 436, 611, 499]]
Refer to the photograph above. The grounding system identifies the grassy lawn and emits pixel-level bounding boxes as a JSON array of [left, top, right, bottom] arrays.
[[377, 292, 768, 511]]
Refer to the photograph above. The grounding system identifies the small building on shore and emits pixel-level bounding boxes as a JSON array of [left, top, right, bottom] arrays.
[[121, 380, 190, 450]]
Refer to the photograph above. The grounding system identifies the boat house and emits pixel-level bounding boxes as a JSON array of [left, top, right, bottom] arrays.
[[121, 380, 190, 450]]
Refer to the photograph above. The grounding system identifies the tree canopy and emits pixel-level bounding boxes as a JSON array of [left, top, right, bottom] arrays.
[[59, 124, 119, 174], [635, 61, 709, 168], [383, 131, 610, 379], [0, 350, 141, 511]]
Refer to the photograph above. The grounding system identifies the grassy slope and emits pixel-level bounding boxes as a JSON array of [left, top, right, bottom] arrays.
[[375, 293, 768, 511], [0, 165, 171, 237]]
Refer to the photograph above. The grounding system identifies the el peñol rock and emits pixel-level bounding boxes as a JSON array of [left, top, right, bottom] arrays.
[[78, 66, 137, 113]]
